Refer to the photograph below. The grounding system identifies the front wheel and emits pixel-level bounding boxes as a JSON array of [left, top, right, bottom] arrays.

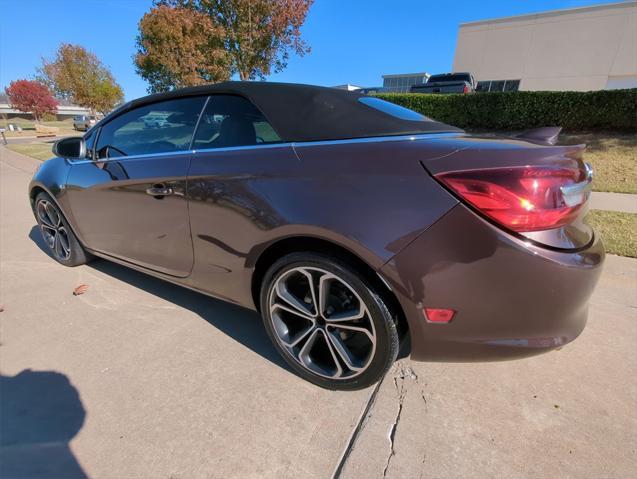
[[34, 192, 92, 266], [260, 253, 399, 390]]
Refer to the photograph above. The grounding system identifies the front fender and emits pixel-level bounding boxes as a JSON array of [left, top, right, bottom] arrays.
[[28, 156, 70, 203], [28, 157, 81, 239]]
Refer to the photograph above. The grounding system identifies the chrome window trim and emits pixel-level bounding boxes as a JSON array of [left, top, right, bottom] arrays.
[[188, 96, 211, 151], [70, 149, 194, 165], [291, 132, 461, 148], [69, 132, 462, 164]]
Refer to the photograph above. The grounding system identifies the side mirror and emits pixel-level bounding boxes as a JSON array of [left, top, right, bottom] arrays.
[[53, 137, 86, 159]]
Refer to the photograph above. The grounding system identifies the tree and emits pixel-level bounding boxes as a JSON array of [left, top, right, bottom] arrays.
[[135, 5, 231, 93], [138, 0, 313, 89], [5, 80, 58, 123], [38, 44, 124, 114]]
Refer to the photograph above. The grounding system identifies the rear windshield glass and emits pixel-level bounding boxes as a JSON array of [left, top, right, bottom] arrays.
[[428, 74, 471, 83], [358, 97, 432, 122]]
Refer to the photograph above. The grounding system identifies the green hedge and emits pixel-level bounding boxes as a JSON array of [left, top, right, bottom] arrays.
[[375, 89, 637, 131]]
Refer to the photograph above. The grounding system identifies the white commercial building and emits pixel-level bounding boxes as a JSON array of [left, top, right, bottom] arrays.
[[381, 73, 430, 93], [453, 1, 637, 92]]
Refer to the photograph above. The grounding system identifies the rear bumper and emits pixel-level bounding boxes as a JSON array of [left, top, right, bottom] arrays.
[[380, 204, 604, 362]]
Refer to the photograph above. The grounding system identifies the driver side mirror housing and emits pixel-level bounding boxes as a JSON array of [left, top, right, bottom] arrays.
[[53, 137, 87, 159]]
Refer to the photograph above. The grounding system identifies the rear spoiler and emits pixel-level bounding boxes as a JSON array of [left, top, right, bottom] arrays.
[[515, 127, 562, 145]]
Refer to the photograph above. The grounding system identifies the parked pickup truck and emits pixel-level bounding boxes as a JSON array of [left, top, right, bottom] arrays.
[[410, 72, 476, 94]]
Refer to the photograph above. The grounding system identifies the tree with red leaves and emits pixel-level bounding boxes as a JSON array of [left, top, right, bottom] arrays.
[[5, 80, 58, 123]]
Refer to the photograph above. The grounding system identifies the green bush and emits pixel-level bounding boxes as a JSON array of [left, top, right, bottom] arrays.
[[375, 89, 637, 131]]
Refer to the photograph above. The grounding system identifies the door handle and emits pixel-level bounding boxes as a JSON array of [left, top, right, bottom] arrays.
[[146, 185, 174, 198]]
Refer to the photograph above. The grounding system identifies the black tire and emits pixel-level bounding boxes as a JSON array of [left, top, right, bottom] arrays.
[[260, 252, 399, 390], [34, 192, 93, 267]]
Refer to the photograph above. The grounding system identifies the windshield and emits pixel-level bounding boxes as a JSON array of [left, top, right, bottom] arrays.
[[428, 74, 471, 83]]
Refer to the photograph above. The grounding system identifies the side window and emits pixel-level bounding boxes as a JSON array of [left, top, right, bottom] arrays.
[[193, 95, 281, 149], [95, 96, 206, 159]]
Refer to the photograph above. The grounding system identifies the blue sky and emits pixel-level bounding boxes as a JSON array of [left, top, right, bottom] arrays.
[[0, 0, 621, 100]]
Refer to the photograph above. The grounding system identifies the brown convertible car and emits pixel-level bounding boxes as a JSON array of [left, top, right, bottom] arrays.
[[29, 82, 603, 390]]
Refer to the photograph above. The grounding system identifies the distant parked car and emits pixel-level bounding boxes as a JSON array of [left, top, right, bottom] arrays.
[[411, 72, 476, 94], [143, 114, 169, 128], [73, 115, 97, 131]]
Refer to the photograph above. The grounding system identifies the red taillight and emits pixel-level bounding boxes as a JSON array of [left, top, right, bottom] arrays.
[[463, 84, 469, 94], [436, 166, 589, 232]]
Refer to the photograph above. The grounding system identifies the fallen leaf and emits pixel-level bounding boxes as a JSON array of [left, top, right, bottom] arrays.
[[73, 284, 89, 296]]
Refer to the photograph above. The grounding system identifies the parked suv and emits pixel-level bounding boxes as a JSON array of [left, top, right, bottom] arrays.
[[73, 115, 97, 131], [411, 72, 476, 94]]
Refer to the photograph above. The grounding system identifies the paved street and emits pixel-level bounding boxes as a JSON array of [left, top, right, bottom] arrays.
[[1, 146, 636, 478]]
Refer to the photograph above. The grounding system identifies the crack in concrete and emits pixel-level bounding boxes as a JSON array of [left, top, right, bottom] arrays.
[[333, 361, 429, 479], [382, 376, 405, 478], [382, 361, 428, 478]]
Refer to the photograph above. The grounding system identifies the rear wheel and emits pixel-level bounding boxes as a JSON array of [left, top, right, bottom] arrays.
[[34, 192, 92, 266], [260, 253, 399, 390]]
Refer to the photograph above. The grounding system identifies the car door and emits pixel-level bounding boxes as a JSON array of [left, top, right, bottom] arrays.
[[186, 94, 299, 300], [65, 96, 207, 277]]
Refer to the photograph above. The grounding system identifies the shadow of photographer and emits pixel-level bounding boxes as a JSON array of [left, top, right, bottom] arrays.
[[0, 369, 88, 479]]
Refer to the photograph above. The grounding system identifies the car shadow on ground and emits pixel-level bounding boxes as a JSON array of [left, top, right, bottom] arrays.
[[0, 369, 88, 479], [28, 226, 291, 374]]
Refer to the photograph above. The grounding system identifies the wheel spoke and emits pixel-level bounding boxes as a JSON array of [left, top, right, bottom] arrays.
[[275, 269, 318, 318], [297, 328, 320, 366], [305, 269, 320, 316], [270, 303, 316, 347], [44, 202, 61, 227], [297, 329, 343, 378], [318, 273, 332, 317], [325, 308, 366, 322], [53, 233, 63, 257], [58, 229, 71, 257], [286, 322, 316, 348], [319, 329, 344, 378], [41, 227, 55, 248], [37, 202, 56, 228], [40, 223, 56, 234], [325, 327, 364, 372], [53, 231, 70, 259], [270, 302, 315, 322], [319, 273, 365, 321], [326, 323, 375, 342]]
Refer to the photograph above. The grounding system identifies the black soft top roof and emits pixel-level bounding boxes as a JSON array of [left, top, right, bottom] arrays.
[[106, 81, 461, 142]]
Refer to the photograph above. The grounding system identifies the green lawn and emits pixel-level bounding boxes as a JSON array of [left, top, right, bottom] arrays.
[[5, 142, 55, 161], [586, 210, 637, 258], [2, 117, 78, 138], [3, 117, 75, 129], [560, 133, 637, 194]]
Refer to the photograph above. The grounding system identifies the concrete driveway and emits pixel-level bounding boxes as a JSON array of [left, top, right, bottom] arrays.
[[1, 146, 635, 479]]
